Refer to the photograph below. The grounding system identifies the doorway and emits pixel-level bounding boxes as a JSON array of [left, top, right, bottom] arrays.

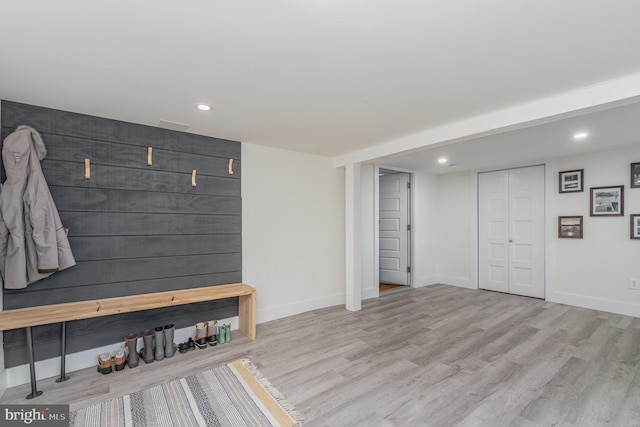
[[478, 165, 545, 298], [379, 170, 412, 293]]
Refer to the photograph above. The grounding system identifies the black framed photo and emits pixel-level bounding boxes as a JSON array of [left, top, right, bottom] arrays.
[[559, 169, 584, 193], [631, 162, 640, 188], [558, 216, 583, 239], [631, 214, 640, 239], [590, 185, 624, 216]]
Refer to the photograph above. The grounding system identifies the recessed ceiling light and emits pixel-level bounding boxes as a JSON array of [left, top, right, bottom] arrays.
[[573, 132, 589, 140], [438, 157, 448, 164], [196, 104, 212, 111]]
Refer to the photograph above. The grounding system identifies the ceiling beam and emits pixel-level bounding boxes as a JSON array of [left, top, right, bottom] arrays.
[[334, 72, 640, 168]]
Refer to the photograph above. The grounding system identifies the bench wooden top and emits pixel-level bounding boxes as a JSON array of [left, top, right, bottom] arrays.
[[0, 283, 256, 331]]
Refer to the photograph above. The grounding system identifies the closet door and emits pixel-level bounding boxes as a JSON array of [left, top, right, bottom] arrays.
[[478, 170, 510, 293], [478, 166, 545, 298]]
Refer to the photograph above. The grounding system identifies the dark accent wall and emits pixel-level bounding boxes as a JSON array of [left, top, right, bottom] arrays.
[[1, 101, 242, 368]]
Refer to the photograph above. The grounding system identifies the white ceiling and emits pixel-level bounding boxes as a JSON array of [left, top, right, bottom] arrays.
[[381, 100, 640, 174], [1, 1, 640, 172]]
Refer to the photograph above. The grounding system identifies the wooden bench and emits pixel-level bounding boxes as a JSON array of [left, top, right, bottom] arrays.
[[0, 283, 256, 398]]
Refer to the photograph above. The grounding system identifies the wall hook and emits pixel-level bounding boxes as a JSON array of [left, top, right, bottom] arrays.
[[85, 159, 91, 180], [147, 147, 153, 166], [228, 158, 235, 175], [192, 169, 197, 187]]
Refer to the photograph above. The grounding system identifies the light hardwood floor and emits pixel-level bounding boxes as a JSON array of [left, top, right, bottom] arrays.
[[2, 285, 639, 426]]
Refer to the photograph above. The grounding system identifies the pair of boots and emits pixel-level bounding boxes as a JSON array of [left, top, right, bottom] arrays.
[[125, 323, 176, 367], [218, 324, 231, 344], [195, 320, 221, 348], [97, 349, 126, 375]]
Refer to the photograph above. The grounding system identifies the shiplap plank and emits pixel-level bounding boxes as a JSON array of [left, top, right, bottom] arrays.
[[67, 234, 242, 261], [41, 161, 240, 196], [3, 253, 242, 291], [8, 131, 242, 178], [3, 272, 243, 308], [51, 187, 240, 214], [60, 212, 241, 236]]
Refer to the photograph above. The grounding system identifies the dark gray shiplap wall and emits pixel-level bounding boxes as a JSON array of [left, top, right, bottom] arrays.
[[1, 101, 242, 368]]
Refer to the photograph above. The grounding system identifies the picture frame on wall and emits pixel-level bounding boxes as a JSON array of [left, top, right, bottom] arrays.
[[631, 214, 640, 240], [559, 169, 584, 193], [590, 185, 624, 216], [631, 162, 640, 188], [558, 216, 583, 239]]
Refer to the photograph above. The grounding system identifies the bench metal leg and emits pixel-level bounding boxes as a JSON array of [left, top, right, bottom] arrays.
[[55, 322, 70, 383], [25, 327, 43, 399]]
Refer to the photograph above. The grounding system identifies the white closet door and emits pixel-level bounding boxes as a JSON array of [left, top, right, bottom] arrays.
[[478, 166, 545, 298], [508, 166, 545, 298], [478, 170, 509, 293]]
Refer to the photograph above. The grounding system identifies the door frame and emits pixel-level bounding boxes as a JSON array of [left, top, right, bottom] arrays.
[[375, 166, 414, 296], [474, 163, 553, 297]]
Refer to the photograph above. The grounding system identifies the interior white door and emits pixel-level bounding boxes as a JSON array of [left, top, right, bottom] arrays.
[[478, 170, 509, 293], [508, 166, 545, 298], [478, 166, 545, 298], [379, 173, 410, 285]]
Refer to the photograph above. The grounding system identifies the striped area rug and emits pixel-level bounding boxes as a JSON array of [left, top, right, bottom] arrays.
[[70, 359, 301, 427]]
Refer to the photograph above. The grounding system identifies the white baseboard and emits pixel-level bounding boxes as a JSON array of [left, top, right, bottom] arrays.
[[256, 293, 345, 324], [441, 276, 475, 289], [416, 276, 476, 290], [3, 317, 239, 390], [361, 288, 378, 300], [547, 291, 640, 318], [414, 276, 440, 288]]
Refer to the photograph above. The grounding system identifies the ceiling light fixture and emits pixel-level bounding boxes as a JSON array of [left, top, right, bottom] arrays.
[[573, 131, 589, 140], [438, 157, 448, 164], [196, 103, 212, 111]]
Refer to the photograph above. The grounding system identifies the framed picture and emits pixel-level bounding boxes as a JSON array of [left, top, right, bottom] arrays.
[[559, 169, 584, 193], [631, 162, 640, 188], [558, 216, 583, 238], [590, 185, 624, 216], [631, 214, 640, 239]]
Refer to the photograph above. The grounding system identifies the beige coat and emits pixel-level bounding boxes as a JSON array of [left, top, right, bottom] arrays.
[[0, 126, 75, 289]]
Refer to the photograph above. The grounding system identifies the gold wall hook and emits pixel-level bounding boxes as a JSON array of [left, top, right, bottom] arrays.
[[147, 147, 153, 166], [192, 169, 197, 187], [228, 158, 234, 175], [84, 159, 91, 179]]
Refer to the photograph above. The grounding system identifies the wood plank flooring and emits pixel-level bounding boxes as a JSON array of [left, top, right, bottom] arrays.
[[2, 285, 639, 426]]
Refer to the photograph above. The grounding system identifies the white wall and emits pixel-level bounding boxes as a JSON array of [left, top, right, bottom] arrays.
[[242, 143, 346, 323], [360, 165, 377, 299], [434, 171, 475, 288], [549, 145, 640, 316], [414, 145, 640, 317], [413, 172, 440, 287]]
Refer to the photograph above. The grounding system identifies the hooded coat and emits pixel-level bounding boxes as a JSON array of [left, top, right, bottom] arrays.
[[0, 126, 76, 289]]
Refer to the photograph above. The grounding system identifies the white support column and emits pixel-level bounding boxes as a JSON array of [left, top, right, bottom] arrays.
[[345, 162, 362, 311]]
